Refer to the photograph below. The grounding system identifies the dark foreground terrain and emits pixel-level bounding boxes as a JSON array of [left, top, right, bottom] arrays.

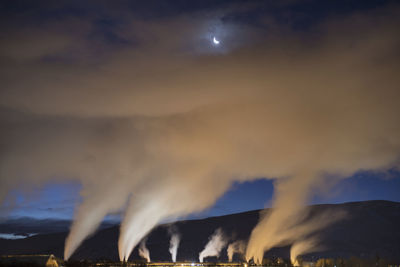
[[0, 200, 399, 262]]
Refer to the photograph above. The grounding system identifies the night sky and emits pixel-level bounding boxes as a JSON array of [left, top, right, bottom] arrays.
[[3, 172, 400, 220], [1, 0, 399, 221], [1, 0, 400, 262], [2, 170, 400, 222]]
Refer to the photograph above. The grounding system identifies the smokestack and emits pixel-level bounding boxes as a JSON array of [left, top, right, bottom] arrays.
[[199, 228, 227, 263], [227, 240, 246, 262], [168, 227, 181, 262], [139, 239, 151, 263]]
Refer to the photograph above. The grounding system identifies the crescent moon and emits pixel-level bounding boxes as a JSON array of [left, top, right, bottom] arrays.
[[213, 37, 220, 45]]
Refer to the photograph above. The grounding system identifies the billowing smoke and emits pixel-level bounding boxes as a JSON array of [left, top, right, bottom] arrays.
[[227, 240, 246, 262], [199, 228, 227, 262], [168, 227, 181, 262], [0, 1, 400, 263], [138, 239, 151, 263], [290, 237, 321, 266]]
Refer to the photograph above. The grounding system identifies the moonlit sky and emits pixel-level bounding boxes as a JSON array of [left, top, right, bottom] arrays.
[[0, 0, 399, 225], [4, 172, 400, 220]]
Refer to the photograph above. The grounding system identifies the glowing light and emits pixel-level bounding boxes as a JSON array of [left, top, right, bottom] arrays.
[[213, 37, 220, 45]]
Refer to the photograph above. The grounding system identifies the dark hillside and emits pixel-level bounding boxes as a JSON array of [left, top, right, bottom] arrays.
[[1, 200, 399, 262]]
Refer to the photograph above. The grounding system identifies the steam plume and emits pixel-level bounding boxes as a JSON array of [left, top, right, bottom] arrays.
[[0, 2, 399, 263], [199, 228, 227, 262], [227, 240, 246, 262], [246, 203, 346, 264], [290, 237, 321, 266], [139, 239, 151, 263], [168, 227, 181, 262]]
